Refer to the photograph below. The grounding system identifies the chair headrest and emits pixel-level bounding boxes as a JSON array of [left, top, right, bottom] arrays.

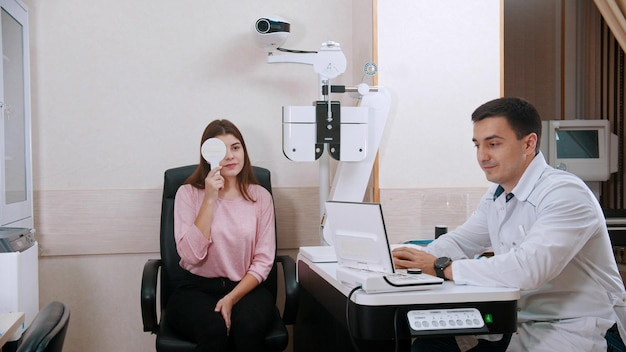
[[163, 165, 197, 199], [16, 301, 70, 352], [163, 165, 272, 199]]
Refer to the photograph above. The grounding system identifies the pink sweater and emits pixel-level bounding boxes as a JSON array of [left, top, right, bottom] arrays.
[[173, 183, 276, 283]]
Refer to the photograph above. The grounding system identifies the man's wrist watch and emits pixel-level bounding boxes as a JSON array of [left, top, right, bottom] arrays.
[[434, 256, 452, 279]]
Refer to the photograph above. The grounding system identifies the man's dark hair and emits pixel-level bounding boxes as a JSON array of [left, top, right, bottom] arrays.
[[471, 97, 542, 151]]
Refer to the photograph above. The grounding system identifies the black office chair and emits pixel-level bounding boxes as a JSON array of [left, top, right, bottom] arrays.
[[16, 301, 70, 352], [141, 165, 298, 351]]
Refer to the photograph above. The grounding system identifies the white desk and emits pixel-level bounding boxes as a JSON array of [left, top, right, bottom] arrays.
[[295, 252, 520, 352], [0, 312, 24, 350]]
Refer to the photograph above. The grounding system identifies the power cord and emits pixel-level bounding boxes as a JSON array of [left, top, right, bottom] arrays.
[[346, 285, 363, 352], [393, 307, 401, 352], [346, 287, 404, 352]]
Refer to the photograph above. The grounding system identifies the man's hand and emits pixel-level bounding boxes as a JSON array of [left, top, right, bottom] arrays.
[[392, 246, 438, 276]]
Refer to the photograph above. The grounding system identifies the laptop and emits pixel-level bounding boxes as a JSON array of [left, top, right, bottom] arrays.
[[323, 201, 443, 293]]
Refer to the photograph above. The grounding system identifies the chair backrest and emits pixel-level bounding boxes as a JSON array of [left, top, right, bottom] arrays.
[[159, 165, 278, 309], [16, 301, 70, 352]]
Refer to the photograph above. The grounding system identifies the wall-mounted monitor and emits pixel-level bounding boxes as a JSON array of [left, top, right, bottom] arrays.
[[540, 120, 618, 182]]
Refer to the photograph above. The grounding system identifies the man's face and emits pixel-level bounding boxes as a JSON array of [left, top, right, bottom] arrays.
[[472, 116, 536, 192]]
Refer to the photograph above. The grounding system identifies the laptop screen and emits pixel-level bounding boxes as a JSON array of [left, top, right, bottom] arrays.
[[323, 201, 396, 274]]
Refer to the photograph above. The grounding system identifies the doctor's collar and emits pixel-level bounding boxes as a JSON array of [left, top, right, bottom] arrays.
[[493, 185, 515, 202]]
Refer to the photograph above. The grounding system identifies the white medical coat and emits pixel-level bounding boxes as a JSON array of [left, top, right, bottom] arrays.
[[425, 153, 626, 351]]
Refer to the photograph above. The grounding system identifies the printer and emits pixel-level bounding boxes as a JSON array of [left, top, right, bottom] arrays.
[[0, 227, 35, 252]]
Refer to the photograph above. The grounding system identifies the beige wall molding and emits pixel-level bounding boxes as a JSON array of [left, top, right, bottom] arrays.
[[34, 186, 487, 257], [34, 189, 162, 256], [33, 188, 322, 256]]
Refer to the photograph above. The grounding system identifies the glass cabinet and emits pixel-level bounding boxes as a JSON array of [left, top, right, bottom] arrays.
[[0, 0, 32, 228]]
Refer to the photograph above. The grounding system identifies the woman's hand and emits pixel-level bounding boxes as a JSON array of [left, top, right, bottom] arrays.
[[392, 246, 438, 276], [195, 166, 223, 240], [214, 294, 234, 335], [213, 274, 258, 335], [204, 166, 224, 199]]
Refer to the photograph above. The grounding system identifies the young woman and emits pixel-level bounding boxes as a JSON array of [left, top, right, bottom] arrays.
[[167, 119, 276, 351]]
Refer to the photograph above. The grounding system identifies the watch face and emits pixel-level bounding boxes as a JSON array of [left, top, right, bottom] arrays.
[[435, 257, 451, 268]]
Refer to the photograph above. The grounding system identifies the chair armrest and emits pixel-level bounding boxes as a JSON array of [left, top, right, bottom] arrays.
[[276, 255, 299, 325], [141, 258, 162, 333]]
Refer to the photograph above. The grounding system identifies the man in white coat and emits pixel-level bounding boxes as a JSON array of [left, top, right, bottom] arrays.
[[393, 97, 626, 351]]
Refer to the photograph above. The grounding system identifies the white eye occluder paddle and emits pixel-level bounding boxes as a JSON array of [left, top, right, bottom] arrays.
[[201, 138, 227, 175]]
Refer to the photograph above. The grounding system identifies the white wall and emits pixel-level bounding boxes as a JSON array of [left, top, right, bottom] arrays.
[[26, 0, 371, 256], [377, 1, 500, 189], [27, 0, 358, 191], [375, 1, 501, 242]]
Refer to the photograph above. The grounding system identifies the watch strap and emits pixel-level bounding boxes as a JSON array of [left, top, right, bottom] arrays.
[[434, 257, 451, 279], [435, 265, 445, 279]]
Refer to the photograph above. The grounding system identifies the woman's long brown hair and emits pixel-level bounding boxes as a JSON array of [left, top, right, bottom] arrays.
[[184, 119, 259, 202]]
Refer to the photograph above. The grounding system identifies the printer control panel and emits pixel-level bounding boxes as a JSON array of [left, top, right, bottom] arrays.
[[0, 227, 35, 252]]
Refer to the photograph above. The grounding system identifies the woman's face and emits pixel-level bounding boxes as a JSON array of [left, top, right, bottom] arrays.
[[215, 133, 245, 178]]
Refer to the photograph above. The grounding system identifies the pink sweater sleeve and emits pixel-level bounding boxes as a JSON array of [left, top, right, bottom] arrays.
[[247, 187, 276, 282], [173, 185, 211, 263]]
